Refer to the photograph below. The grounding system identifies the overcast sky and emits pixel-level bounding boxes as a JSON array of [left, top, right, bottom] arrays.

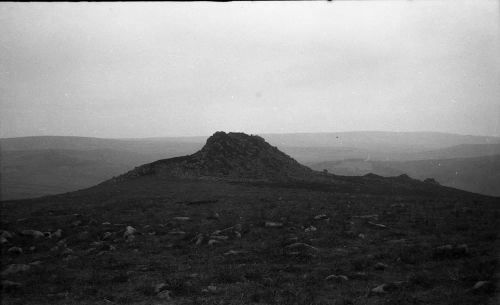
[[1, 1, 499, 138]]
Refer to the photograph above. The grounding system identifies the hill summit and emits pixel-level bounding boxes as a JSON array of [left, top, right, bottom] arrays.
[[119, 131, 314, 181]]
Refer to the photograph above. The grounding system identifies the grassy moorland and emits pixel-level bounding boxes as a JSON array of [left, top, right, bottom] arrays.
[[1, 176, 498, 305]]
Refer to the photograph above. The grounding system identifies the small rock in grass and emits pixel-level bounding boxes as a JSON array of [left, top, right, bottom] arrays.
[[154, 283, 168, 293]]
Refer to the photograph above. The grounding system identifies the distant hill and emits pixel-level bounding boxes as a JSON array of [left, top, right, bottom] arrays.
[[309, 155, 500, 197], [116, 132, 315, 182], [2, 131, 499, 199]]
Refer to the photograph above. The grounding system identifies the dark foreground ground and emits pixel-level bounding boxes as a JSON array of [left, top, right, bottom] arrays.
[[1, 178, 499, 304]]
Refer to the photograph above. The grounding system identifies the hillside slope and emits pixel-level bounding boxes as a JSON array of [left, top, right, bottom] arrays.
[[1, 133, 497, 305], [309, 155, 500, 197]]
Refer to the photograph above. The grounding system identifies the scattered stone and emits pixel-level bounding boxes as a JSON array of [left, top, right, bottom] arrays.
[[2, 264, 31, 276], [207, 285, 217, 293], [265, 221, 283, 228], [210, 235, 228, 240], [208, 239, 221, 246], [20, 230, 45, 239], [0, 236, 7, 244], [1, 230, 14, 239], [7, 247, 23, 255], [29, 246, 36, 251], [124, 226, 136, 242], [102, 222, 111, 225], [235, 231, 242, 239], [61, 248, 74, 256], [224, 250, 247, 256], [154, 283, 168, 294], [353, 214, 378, 220], [367, 222, 387, 229], [1, 280, 22, 291], [168, 230, 186, 235], [325, 274, 349, 282], [52, 229, 62, 239], [158, 290, 172, 299], [285, 242, 319, 256], [314, 214, 329, 220], [63, 255, 78, 262], [85, 247, 97, 255], [371, 282, 404, 294], [76, 231, 90, 242], [471, 281, 493, 293], [194, 234, 204, 246], [304, 226, 317, 232], [102, 232, 113, 240], [207, 212, 220, 220], [434, 244, 469, 258], [358, 233, 366, 239], [29, 261, 42, 266], [374, 262, 388, 270], [371, 284, 388, 294], [386, 239, 406, 244], [173, 217, 191, 221], [71, 220, 83, 227], [124, 226, 136, 237]]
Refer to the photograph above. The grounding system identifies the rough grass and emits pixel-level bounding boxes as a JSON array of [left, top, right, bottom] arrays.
[[1, 178, 498, 304]]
